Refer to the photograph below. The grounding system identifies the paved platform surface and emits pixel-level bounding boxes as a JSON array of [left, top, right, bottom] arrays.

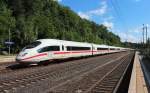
[[0, 55, 16, 63], [128, 52, 148, 93]]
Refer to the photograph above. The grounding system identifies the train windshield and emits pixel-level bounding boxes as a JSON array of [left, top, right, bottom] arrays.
[[22, 41, 41, 50]]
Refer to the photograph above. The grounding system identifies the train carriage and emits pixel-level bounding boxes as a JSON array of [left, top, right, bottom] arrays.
[[92, 44, 109, 55], [60, 40, 92, 58], [16, 39, 92, 64]]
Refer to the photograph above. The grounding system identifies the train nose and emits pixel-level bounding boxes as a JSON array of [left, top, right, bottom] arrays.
[[16, 52, 28, 60], [18, 52, 28, 57]]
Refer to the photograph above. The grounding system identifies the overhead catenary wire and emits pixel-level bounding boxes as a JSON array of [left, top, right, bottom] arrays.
[[108, 0, 129, 42]]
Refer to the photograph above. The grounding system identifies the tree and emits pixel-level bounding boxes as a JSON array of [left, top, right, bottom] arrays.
[[1, 0, 123, 52], [0, 1, 15, 48]]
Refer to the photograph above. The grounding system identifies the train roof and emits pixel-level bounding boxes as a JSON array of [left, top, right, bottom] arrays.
[[36, 39, 129, 50], [37, 39, 92, 47], [93, 44, 109, 48]]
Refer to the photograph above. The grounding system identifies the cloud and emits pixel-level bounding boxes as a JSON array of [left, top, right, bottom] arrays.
[[78, 12, 90, 20], [128, 27, 142, 33], [78, 1, 116, 35], [103, 21, 114, 29], [126, 34, 140, 43], [104, 16, 114, 21], [78, 1, 108, 20], [117, 32, 139, 43], [89, 1, 107, 16]]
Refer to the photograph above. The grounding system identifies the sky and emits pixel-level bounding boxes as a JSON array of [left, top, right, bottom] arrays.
[[55, 0, 150, 43]]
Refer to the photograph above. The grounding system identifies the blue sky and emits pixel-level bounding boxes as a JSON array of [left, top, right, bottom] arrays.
[[56, 0, 150, 43]]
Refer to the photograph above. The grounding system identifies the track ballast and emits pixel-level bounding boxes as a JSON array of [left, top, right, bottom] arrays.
[[0, 51, 134, 93]]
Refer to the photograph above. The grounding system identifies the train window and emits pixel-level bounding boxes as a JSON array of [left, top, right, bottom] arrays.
[[67, 46, 90, 51], [97, 48, 108, 50], [38, 46, 60, 53], [22, 41, 41, 50], [110, 48, 115, 50]]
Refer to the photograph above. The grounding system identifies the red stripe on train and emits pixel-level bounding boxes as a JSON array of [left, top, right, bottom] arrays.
[[22, 50, 115, 60], [54, 50, 92, 54], [54, 50, 110, 54], [22, 53, 47, 60]]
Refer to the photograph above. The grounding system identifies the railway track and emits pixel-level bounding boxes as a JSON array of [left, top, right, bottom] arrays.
[[0, 62, 15, 73], [0, 52, 125, 74], [48, 52, 134, 93], [86, 53, 133, 93], [0, 51, 134, 93]]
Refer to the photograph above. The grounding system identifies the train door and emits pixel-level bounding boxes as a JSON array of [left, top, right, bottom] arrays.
[[48, 46, 59, 59], [47, 50, 53, 59], [45, 46, 60, 59], [108, 46, 110, 53], [37, 46, 56, 60], [92, 44, 94, 55], [61, 45, 65, 58]]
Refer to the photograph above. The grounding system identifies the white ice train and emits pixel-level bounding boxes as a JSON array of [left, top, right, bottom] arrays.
[[16, 39, 128, 64]]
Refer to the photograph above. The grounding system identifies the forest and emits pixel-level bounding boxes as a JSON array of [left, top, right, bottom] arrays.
[[0, 0, 122, 53]]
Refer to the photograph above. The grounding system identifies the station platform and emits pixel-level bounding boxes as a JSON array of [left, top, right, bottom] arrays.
[[128, 52, 148, 93], [0, 55, 15, 63]]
